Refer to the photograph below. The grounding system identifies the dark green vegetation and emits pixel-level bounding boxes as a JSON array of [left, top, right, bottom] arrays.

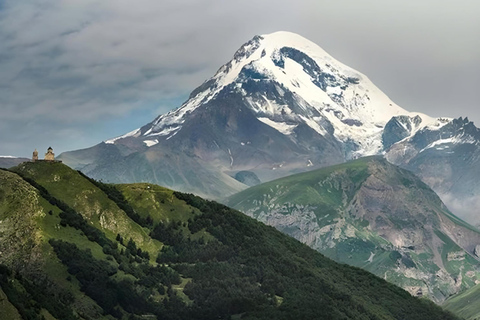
[[0, 162, 460, 319], [227, 156, 480, 303]]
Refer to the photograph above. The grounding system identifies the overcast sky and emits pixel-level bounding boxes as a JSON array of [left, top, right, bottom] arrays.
[[1, 0, 479, 157]]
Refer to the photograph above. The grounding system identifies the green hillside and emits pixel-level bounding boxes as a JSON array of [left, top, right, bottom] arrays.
[[227, 156, 480, 303], [0, 162, 459, 319], [443, 283, 480, 320]]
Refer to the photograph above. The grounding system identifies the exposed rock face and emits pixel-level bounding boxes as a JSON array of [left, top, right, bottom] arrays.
[[385, 117, 480, 227], [227, 157, 480, 303], [382, 115, 423, 149], [474, 245, 480, 258], [233, 171, 261, 186]]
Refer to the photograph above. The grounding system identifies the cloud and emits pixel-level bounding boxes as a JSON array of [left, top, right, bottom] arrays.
[[0, 1, 213, 122], [0, 0, 479, 156], [440, 193, 480, 229]]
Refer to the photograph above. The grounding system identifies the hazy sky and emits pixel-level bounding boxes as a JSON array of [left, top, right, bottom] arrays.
[[1, 0, 479, 157]]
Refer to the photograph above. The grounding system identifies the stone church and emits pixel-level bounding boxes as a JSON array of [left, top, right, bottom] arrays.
[[44, 147, 55, 161], [32, 147, 59, 162]]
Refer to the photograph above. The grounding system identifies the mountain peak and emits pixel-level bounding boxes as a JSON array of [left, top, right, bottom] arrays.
[[66, 32, 477, 205], [252, 31, 332, 59], [139, 31, 416, 151]]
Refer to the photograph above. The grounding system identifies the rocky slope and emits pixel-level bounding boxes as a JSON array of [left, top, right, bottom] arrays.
[[0, 162, 459, 319], [226, 157, 480, 303], [384, 116, 480, 227]]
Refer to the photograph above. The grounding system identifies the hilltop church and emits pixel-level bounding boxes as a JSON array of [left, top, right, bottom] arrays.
[[32, 147, 61, 162]]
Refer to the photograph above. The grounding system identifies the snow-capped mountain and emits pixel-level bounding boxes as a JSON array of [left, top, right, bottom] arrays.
[[385, 116, 480, 225], [59, 31, 480, 225], [109, 32, 444, 159]]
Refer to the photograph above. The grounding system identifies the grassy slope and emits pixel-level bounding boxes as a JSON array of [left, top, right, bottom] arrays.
[[0, 167, 230, 319], [117, 183, 197, 223], [167, 192, 458, 320], [0, 163, 460, 319], [444, 283, 480, 319], [227, 155, 472, 236], [226, 156, 480, 303], [11, 161, 162, 256], [229, 156, 373, 207], [0, 287, 22, 320], [0, 169, 108, 319]]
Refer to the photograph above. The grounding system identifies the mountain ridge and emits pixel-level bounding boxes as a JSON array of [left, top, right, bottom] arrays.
[[226, 156, 480, 303], [0, 156, 30, 169]]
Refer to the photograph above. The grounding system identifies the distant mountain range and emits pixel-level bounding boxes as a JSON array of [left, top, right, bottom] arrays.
[[59, 31, 480, 225], [385, 116, 480, 226], [226, 156, 480, 303], [0, 161, 458, 319], [0, 156, 29, 168]]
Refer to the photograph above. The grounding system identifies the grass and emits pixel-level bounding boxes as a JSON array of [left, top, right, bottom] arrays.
[[118, 183, 216, 242], [444, 284, 480, 320], [40, 309, 57, 320], [12, 162, 163, 257], [2, 170, 122, 318], [227, 156, 375, 209], [117, 183, 200, 223]]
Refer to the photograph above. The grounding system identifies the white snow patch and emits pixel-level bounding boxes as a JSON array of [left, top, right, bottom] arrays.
[[143, 139, 159, 147], [257, 117, 297, 135], [228, 148, 234, 167], [166, 131, 179, 140], [148, 125, 181, 137], [299, 116, 327, 136], [326, 86, 343, 96], [394, 113, 453, 144], [420, 135, 478, 153], [105, 128, 140, 144]]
